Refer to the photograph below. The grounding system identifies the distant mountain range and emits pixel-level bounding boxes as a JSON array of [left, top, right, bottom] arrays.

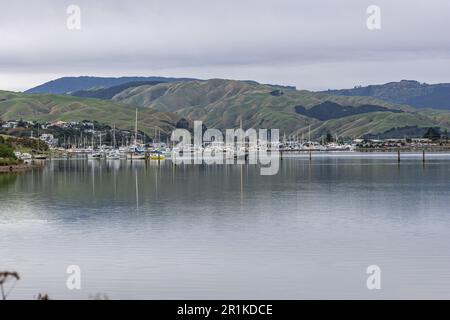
[[70, 81, 166, 100], [2, 77, 449, 139], [323, 80, 450, 111], [25, 76, 196, 94]]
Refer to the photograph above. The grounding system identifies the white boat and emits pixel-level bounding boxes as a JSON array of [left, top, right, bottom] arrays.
[[127, 153, 147, 160], [88, 152, 103, 159], [149, 152, 166, 161], [33, 154, 48, 160], [106, 150, 120, 160]]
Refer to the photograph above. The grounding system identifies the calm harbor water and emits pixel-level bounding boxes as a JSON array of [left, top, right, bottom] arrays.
[[1, 153, 450, 299]]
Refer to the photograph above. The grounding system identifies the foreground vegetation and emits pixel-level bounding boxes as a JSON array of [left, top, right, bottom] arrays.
[[0, 135, 32, 167], [0, 137, 19, 166]]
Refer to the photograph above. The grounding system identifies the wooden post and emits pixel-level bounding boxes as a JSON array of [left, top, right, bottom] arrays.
[[397, 149, 401, 163], [423, 150, 426, 163], [309, 150, 312, 161]]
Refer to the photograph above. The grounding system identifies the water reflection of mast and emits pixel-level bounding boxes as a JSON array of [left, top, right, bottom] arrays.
[[240, 164, 244, 208], [135, 170, 139, 211], [112, 123, 116, 149], [134, 109, 138, 146], [155, 165, 158, 200], [113, 163, 117, 200], [92, 160, 95, 196]]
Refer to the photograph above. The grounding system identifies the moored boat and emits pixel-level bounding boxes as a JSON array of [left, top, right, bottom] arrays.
[[88, 152, 103, 159], [150, 153, 166, 161], [127, 153, 147, 160], [106, 150, 120, 160], [33, 154, 48, 160]]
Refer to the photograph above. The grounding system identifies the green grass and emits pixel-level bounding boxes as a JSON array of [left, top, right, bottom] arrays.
[[112, 79, 443, 138]]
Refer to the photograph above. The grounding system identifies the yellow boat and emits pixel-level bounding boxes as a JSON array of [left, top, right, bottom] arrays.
[[150, 154, 166, 161]]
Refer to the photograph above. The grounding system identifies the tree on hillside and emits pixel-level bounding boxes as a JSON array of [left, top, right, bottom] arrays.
[[0, 144, 16, 159], [176, 118, 190, 129], [326, 132, 334, 143], [17, 118, 27, 128], [423, 127, 441, 141]]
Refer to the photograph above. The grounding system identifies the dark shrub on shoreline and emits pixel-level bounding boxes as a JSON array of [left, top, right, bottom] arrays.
[[0, 143, 16, 159]]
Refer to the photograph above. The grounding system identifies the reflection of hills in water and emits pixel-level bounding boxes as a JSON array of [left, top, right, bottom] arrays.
[[5, 155, 450, 224], [0, 173, 18, 189], [2, 156, 450, 298]]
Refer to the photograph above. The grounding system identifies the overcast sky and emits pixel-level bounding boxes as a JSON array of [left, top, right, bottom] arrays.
[[1, 0, 450, 91]]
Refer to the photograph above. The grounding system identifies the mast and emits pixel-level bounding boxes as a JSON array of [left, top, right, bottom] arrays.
[[92, 122, 95, 149], [113, 123, 116, 149], [37, 126, 40, 153], [134, 108, 138, 145]]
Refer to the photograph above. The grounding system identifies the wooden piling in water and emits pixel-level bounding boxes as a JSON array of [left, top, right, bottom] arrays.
[[423, 150, 426, 163], [398, 149, 401, 163], [309, 150, 312, 161]]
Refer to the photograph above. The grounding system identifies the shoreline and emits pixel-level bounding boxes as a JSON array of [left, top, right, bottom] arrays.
[[0, 163, 41, 173]]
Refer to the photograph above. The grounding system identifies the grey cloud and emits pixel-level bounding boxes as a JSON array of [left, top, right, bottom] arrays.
[[0, 0, 449, 91]]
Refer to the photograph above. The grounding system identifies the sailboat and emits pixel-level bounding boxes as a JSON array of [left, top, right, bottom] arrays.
[[234, 118, 246, 161], [88, 152, 103, 159], [88, 122, 103, 159], [127, 109, 147, 160], [106, 124, 121, 160], [149, 127, 166, 160]]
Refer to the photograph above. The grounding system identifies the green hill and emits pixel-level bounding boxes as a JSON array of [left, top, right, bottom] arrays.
[[4, 77, 450, 140], [111, 79, 445, 138], [0, 91, 181, 138], [25, 76, 197, 94], [70, 81, 165, 99]]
